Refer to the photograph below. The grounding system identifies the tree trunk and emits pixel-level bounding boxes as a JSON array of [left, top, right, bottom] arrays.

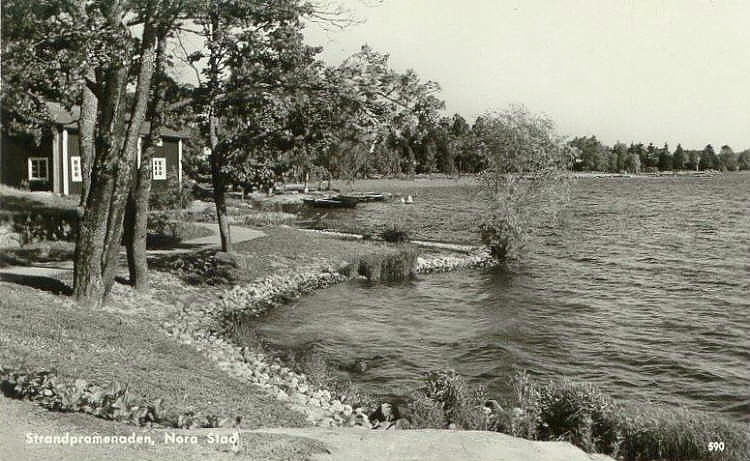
[[78, 79, 97, 206], [73, 62, 130, 306], [124, 31, 168, 291], [74, 19, 159, 307], [209, 119, 232, 252], [208, 12, 231, 252]]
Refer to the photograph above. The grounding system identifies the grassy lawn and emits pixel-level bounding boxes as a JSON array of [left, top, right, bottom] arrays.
[[0, 281, 308, 429], [0, 184, 78, 212], [152, 225, 421, 285]]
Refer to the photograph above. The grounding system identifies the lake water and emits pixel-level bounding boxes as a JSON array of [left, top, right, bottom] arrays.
[[252, 174, 750, 421]]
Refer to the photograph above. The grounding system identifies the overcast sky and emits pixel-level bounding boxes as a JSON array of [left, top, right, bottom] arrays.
[[303, 0, 750, 151]]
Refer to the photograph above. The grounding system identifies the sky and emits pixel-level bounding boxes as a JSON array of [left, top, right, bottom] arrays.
[[303, 0, 750, 151]]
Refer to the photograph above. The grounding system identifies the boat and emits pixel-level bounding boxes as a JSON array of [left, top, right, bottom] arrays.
[[335, 192, 387, 203], [302, 197, 357, 208]]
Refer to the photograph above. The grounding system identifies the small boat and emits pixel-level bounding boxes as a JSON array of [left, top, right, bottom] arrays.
[[302, 197, 357, 209], [335, 192, 387, 203]]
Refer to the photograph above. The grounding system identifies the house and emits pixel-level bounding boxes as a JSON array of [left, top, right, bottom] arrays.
[[1, 103, 186, 195]]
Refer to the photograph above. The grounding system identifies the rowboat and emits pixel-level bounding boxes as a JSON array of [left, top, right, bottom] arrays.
[[302, 197, 357, 208], [335, 192, 387, 203]]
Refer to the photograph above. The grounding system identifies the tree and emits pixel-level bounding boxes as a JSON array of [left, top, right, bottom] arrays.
[[718, 145, 737, 171], [738, 150, 750, 170], [658, 143, 673, 171], [672, 144, 685, 171], [700, 144, 719, 170], [624, 151, 641, 174], [474, 106, 573, 262], [311, 45, 443, 183], [612, 142, 628, 172]]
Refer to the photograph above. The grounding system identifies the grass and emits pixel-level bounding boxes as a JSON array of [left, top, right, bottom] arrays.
[[152, 226, 422, 286], [0, 184, 78, 210], [0, 281, 308, 429], [407, 369, 750, 461], [230, 211, 298, 227]]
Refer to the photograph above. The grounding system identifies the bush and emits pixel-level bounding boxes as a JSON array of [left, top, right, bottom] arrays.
[[149, 167, 193, 210], [381, 225, 410, 243], [0, 209, 80, 245], [617, 404, 750, 461], [505, 371, 750, 461], [476, 106, 573, 263], [535, 378, 620, 453], [0, 241, 75, 267], [408, 369, 488, 430], [353, 246, 419, 282], [147, 212, 213, 246]]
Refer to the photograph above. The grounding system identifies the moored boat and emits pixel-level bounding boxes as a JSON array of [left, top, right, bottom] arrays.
[[335, 192, 387, 203], [302, 197, 358, 208]]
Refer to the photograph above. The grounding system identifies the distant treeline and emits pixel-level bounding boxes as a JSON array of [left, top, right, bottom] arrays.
[[567, 136, 750, 173]]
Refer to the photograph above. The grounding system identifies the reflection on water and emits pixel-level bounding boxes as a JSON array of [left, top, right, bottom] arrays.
[[249, 174, 750, 421]]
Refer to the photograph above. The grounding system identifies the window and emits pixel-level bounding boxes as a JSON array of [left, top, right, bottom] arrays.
[[28, 157, 49, 181], [71, 156, 82, 182], [152, 157, 167, 180]]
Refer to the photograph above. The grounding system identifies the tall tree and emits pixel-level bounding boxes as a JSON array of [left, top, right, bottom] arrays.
[[700, 144, 719, 170], [672, 144, 685, 171], [718, 145, 737, 171]]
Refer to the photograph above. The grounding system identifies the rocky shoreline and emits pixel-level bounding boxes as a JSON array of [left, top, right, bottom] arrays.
[[160, 248, 495, 427]]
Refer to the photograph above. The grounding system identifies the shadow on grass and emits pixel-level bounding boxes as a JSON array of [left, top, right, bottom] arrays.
[[0, 272, 72, 295]]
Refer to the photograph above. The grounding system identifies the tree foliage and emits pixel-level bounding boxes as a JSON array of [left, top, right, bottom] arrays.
[[475, 106, 573, 262]]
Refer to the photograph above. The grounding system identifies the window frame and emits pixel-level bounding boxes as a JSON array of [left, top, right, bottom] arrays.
[[152, 157, 167, 180], [70, 156, 82, 182], [28, 157, 49, 181]]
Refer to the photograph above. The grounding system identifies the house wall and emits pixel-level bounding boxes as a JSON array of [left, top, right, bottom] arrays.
[[152, 137, 181, 191], [1, 131, 54, 191]]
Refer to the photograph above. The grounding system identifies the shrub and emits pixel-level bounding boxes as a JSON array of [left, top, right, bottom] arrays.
[[476, 106, 573, 263], [147, 212, 213, 242], [0, 209, 80, 245], [149, 167, 193, 210], [535, 378, 620, 453], [0, 241, 75, 267], [617, 404, 750, 461], [408, 369, 488, 430], [354, 247, 420, 282], [381, 225, 410, 243]]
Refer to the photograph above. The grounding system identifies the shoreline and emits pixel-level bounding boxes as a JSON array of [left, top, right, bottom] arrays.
[[160, 246, 495, 427]]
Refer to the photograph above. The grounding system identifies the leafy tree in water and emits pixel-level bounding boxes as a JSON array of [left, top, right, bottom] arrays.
[[475, 106, 574, 262], [672, 144, 686, 171]]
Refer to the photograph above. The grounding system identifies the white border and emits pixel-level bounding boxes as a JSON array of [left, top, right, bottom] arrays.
[[177, 138, 183, 186], [62, 128, 69, 195]]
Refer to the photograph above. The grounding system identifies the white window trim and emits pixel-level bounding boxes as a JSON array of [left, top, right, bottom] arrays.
[[71, 156, 82, 182], [62, 129, 69, 194], [28, 157, 50, 181], [152, 157, 167, 180]]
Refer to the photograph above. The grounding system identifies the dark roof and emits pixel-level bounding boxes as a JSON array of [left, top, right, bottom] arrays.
[[46, 102, 189, 139]]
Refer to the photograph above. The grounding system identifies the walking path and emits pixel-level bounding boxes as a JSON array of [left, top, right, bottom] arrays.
[[1, 396, 614, 461], [0, 223, 265, 279]]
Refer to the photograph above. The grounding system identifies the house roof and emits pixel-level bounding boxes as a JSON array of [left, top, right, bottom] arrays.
[[46, 102, 189, 139]]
